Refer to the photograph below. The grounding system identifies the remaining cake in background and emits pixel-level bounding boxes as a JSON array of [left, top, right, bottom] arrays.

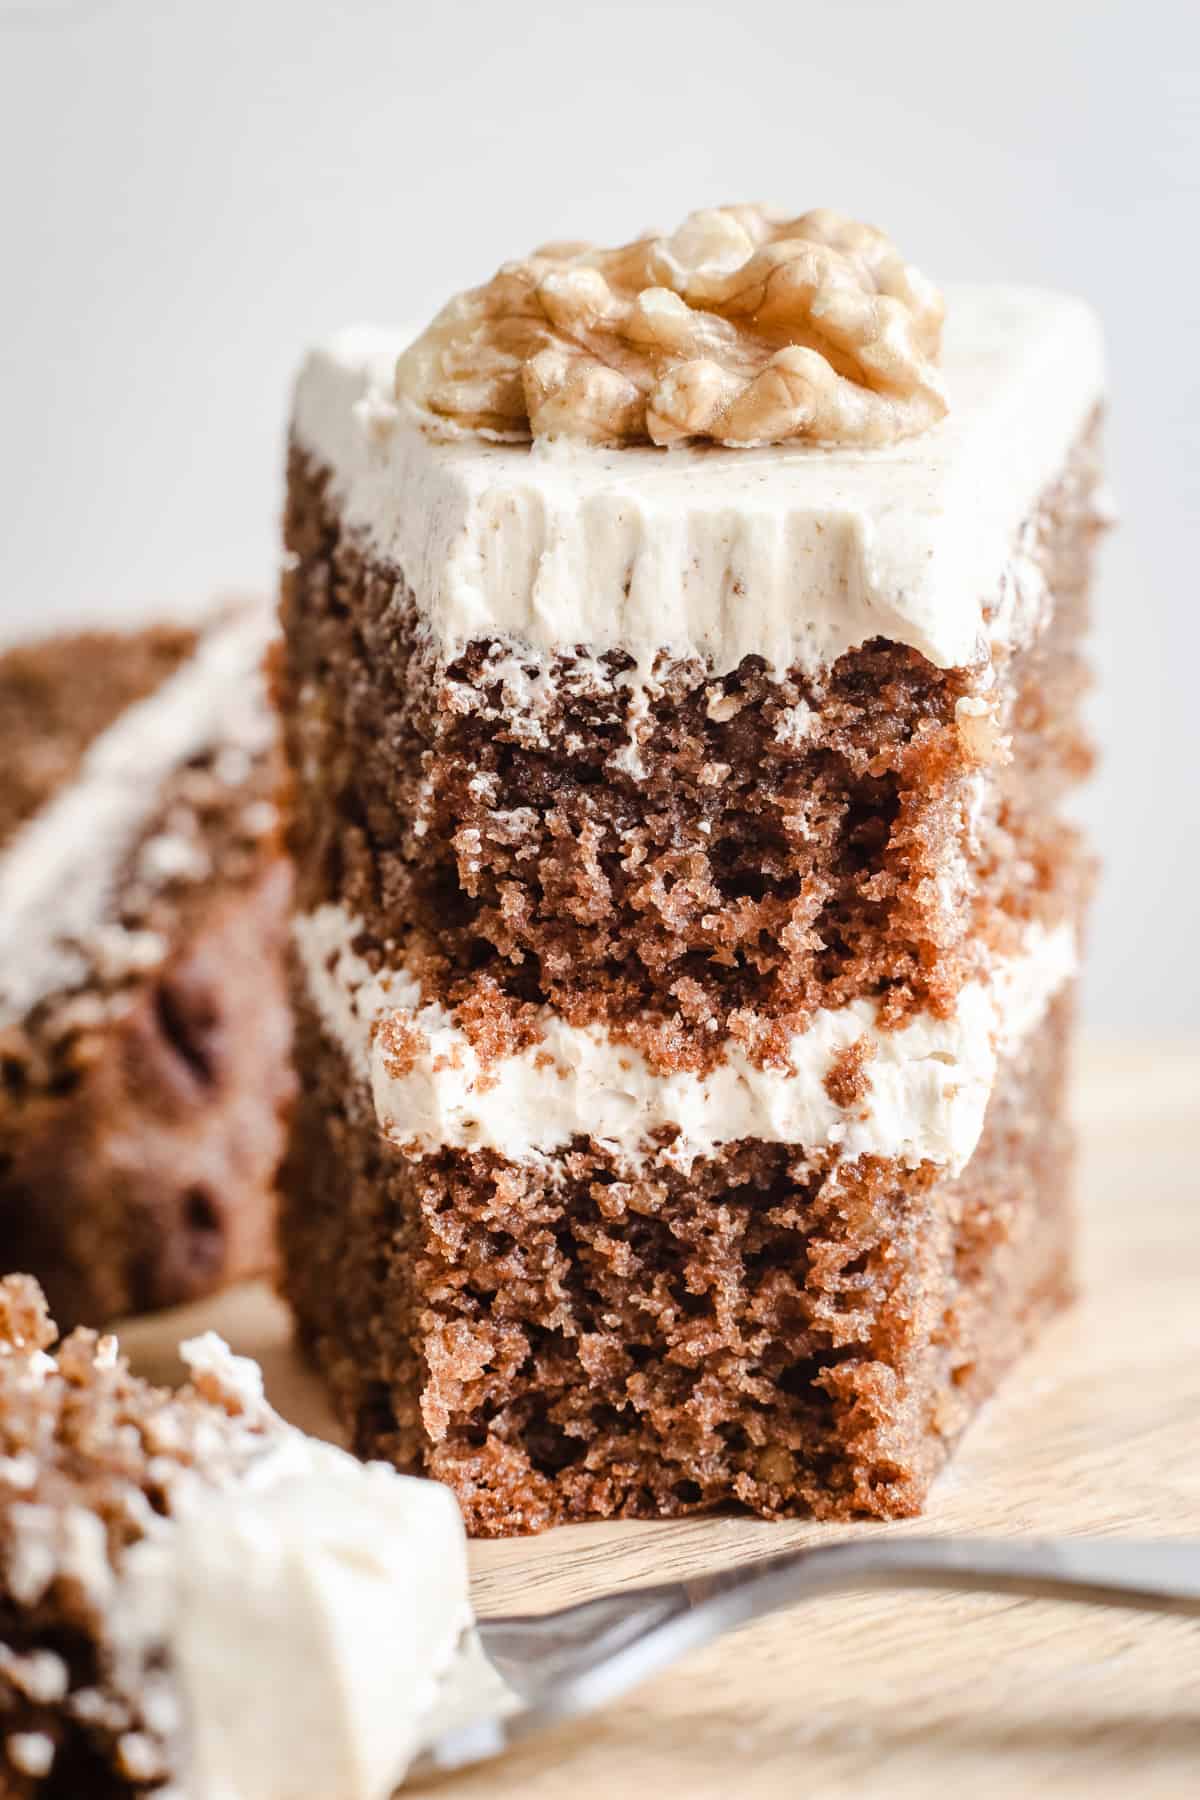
[[0, 1274, 472, 1799], [0, 601, 294, 1329], [278, 206, 1107, 1535]]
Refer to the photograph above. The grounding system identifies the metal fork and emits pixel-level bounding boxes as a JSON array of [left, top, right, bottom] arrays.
[[411, 1535, 1200, 1781]]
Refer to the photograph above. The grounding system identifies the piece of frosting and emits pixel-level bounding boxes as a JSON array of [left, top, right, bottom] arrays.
[[112, 1340, 474, 1800], [290, 285, 1104, 680], [292, 903, 1076, 1178], [0, 603, 276, 1027]]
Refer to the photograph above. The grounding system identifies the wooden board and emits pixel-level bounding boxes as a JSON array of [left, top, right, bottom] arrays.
[[120, 1047, 1200, 1799]]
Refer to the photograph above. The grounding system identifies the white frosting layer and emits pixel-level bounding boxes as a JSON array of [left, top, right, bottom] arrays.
[[290, 286, 1104, 678], [294, 904, 1076, 1177], [0, 603, 276, 1026], [115, 1343, 473, 1800]]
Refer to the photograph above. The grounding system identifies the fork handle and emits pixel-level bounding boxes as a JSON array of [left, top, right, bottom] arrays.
[[505, 1536, 1200, 1742], [683, 1534, 1200, 1625], [437, 1537, 1200, 1772], [535, 1536, 1200, 1727]]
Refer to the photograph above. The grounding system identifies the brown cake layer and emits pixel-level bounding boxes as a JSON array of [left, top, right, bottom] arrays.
[[0, 618, 295, 1328], [278, 419, 1100, 1065], [280, 980, 1075, 1537], [0, 625, 195, 848], [0, 1276, 269, 1799]]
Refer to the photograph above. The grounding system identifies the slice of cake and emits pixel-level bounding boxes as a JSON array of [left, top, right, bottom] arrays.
[[0, 1274, 471, 1799], [277, 207, 1107, 1535], [0, 601, 294, 1329]]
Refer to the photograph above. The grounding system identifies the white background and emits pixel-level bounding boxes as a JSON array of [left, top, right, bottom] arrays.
[[1, 0, 1196, 1038]]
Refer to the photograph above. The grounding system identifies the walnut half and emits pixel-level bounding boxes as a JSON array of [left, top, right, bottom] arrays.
[[395, 205, 948, 449]]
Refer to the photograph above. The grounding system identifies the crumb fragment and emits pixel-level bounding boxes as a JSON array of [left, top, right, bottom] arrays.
[[823, 1037, 877, 1111], [7, 1732, 54, 1777], [0, 1276, 56, 1355]]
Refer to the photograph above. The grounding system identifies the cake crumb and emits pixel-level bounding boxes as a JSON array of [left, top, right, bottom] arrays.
[[0, 1646, 68, 1705], [7, 1731, 54, 1777], [180, 1332, 266, 1417], [117, 1729, 168, 1783], [0, 1274, 57, 1354], [823, 1037, 877, 1111], [955, 695, 1012, 767]]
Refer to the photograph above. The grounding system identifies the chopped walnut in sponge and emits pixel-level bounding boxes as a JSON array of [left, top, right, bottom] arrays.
[[396, 205, 948, 448]]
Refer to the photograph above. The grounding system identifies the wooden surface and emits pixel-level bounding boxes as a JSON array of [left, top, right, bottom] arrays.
[[121, 1046, 1200, 1799]]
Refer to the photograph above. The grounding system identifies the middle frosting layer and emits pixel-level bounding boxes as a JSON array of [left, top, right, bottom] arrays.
[[293, 905, 1076, 1176]]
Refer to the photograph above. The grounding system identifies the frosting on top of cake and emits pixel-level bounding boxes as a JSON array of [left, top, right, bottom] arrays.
[[290, 285, 1104, 679], [292, 903, 1076, 1178]]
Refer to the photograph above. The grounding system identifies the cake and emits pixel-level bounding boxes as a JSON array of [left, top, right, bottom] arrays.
[[277, 207, 1107, 1536], [0, 602, 294, 1329], [0, 1274, 473, 1798]]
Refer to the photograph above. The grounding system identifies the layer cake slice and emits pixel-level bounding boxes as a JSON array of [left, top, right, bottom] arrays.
[[277, 208, 1107, 1534]]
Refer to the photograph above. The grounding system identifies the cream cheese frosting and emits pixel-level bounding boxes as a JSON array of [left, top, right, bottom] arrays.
[[293, 904, 1077, 1178], [112, 1337, 476, 1800], [289, 285, 1104, 679], [0, 603, 276, 1027]]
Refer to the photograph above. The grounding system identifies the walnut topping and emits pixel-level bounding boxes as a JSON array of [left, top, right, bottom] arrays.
[[396, 205, 947, 449]]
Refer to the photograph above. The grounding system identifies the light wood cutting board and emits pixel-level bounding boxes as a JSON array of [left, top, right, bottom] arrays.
[[120, 1046, 1200, 1800]]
